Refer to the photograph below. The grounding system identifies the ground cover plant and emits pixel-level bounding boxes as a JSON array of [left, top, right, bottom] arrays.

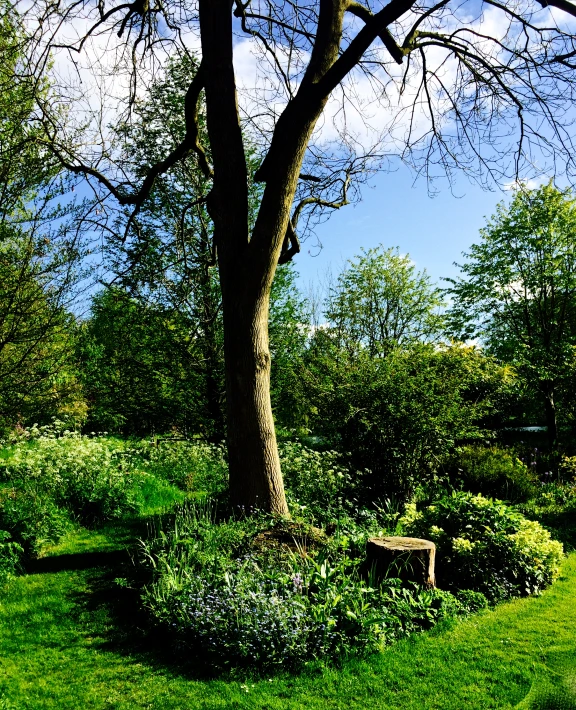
[[118, 437, 566, 673], [137, 501, 484, 672]]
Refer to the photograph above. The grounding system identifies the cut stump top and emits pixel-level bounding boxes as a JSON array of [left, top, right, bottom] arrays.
[[368, 536, 435, 551]]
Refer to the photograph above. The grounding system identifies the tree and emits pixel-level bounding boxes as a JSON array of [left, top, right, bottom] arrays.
[[22, 0, 576, 513], [326, 245, 444, 357], [446, 184, 576, 446], [0, 1, 54, 218], [300, 337, 513, 501], [108, 53, 227, 439], [101, 54, 309, 438], [0, 2, 83, 432], [79, 287, 214, 435], [269, 262, 311, 429]]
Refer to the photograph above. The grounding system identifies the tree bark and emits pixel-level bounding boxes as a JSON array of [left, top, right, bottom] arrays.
[[220, 265, 288, 516], [366, 536, 436, 588], [543, 385, 558, 448], [198, 0, 343, 516]]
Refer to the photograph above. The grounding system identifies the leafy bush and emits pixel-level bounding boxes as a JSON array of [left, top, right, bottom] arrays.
[[138, 502, 474, 672], [302, 340, 514, 502], [403, 492, 564, 600], [450, 445, 538, 502], [0, 430, 143, 525], [559, 455, 576, 482], [0, 487, 70, 556], [516, 480, 576, 549], [0, 530, 23, 582]]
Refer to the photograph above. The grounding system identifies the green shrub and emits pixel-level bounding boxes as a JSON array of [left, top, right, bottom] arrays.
[[450, 445, 538, 502], [0, 488, 70, 555], [0, 530, 23, 582], [278, 440, 361, 524], [403, 492, 564, 600], [302, 341, 514, 503], [559, 455, 576, 482]]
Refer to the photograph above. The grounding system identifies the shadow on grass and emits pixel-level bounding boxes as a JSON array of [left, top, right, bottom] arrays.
[[40, 515, 225, 681], [72, 561, 224, 681], [25, 549, 131, 574], [515, 649, 576, 709]]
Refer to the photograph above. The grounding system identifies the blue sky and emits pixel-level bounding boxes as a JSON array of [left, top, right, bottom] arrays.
[[292, 164, 511, 294]]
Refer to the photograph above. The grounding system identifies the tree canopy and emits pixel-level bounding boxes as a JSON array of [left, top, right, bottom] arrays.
[[446, 183, 576, 445], [326, 246, 444, 357]]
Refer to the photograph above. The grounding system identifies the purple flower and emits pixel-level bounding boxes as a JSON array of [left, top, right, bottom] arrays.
[[292, 573, 304, 592]]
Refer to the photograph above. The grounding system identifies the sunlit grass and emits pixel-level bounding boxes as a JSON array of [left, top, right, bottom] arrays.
[[1, 518, 575, 709]]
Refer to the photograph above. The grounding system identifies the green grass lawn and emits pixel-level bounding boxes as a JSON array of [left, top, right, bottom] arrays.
[[1, 521, 575, 710]]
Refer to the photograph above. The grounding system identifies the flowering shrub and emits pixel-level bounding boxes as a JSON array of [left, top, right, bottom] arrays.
[[0, 432, 140, 524], [278, 440, 361, 524], [403, 492, 563, 600]]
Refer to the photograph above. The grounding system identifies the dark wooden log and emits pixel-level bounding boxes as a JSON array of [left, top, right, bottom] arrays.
[[366, 536, 436, 588]]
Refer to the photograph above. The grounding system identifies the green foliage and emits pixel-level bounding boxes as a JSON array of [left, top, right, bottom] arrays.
[[127, 437, 228, 496], [0, 427, 141, 527], [79, 288, 213, 435], [0, 227, 84, 434], [326, 246, 445, 357], [138, 502, 472, 672], [450, 445, 538, 502], [559, 455, 576, 482], [516, 480, 576, 549], [0, 428, 228, 564], [269, 264, 311, 428], [446, 183, 576, 442], [0, 487, 70, 556], [0, 4, 85, 435], [0, 530, 23, 582], [0, 1, 58, 216], [304, 340, 514, 501], [1, 523, 575, 709], [403, 492, 564, 600], [278, 439, 359, 524]]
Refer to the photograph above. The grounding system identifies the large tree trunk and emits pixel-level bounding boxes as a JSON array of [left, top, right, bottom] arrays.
[[199, 0, 346, 516], [220, 267, 289, 516]]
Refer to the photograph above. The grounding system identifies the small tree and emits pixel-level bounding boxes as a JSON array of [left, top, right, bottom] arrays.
[[326, 245, 444, 357], [446, 184, 576, 446]]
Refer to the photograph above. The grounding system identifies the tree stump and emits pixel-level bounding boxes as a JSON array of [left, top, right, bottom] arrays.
[[366, 536, 436, 588]]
